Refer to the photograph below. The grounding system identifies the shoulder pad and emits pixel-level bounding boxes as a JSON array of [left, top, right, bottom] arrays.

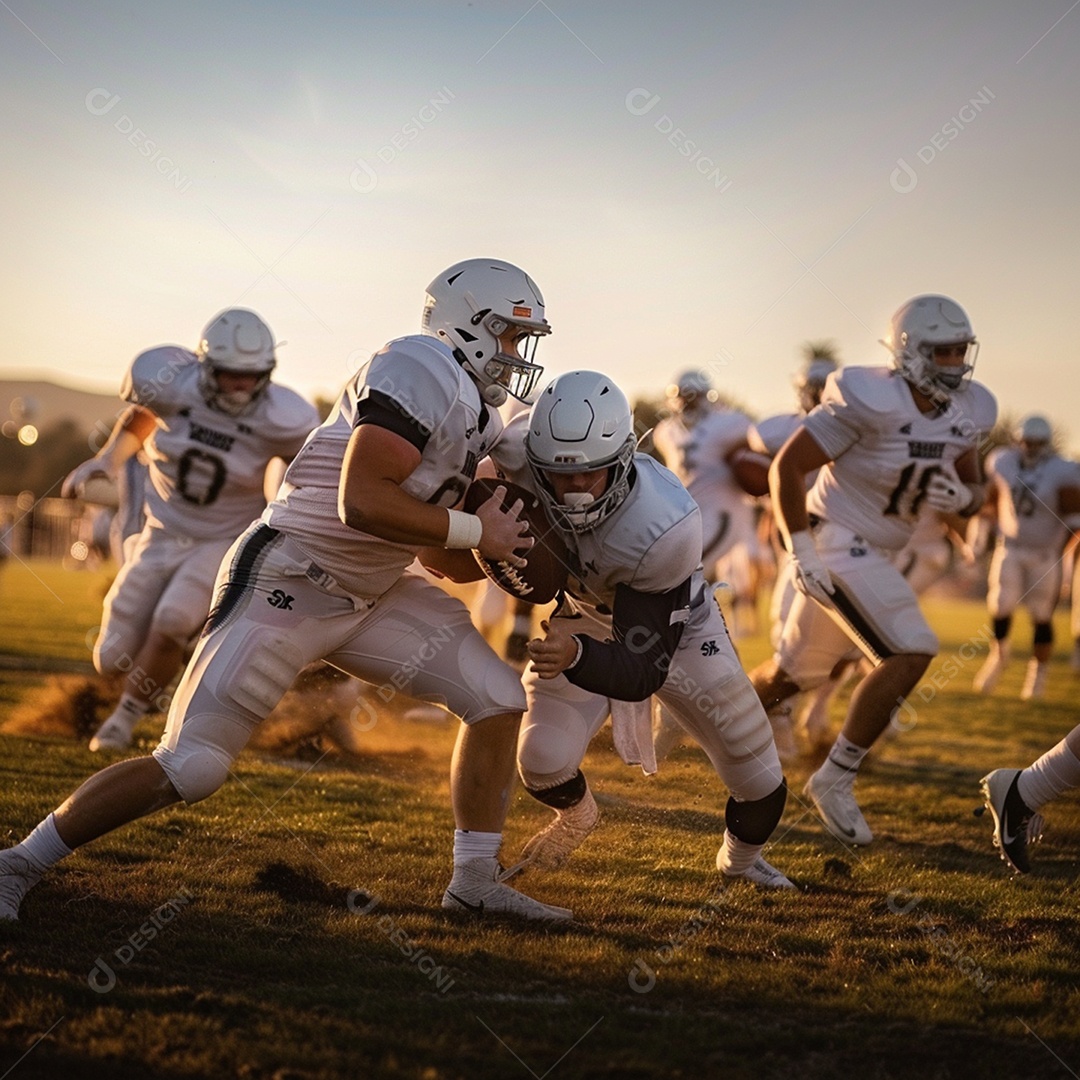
[[122, 347, 197, 411], [823, 366, 902, 416], [953, 380, 997, 434]]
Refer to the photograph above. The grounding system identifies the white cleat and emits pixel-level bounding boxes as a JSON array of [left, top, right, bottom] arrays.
[[88, 713, 136, 752], [0, 848, 43, 921], [972, 644, 1009, 695], [1020, 660, 1047, 701], [517, 790, 600, 871], [721, 855, 796, 889], [803, 769, 873, 846], [441, 857, 572, 921]]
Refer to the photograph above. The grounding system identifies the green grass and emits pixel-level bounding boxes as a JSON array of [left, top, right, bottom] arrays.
[[1, 561, 1079, 1078]]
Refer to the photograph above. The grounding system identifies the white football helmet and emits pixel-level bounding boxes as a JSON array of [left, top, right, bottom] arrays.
[[526, 370, 636, 533], [883, 294, 978, 406], [794, 358, 838, 414], [422, 258, 550, 406], [1016, 414, 1053, 465], [196, 308, 276, 416]]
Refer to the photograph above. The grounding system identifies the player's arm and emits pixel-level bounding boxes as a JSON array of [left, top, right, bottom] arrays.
[[338, 424, 531, 563], [770, 427, 834, 602], [61, 405, 157, 498], [770, 428, 831, 544], [529, 580, 691, 699]]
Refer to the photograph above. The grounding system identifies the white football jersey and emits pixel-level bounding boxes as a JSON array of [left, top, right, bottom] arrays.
[[265, 335, 502, 598], [123, 347, 319, 541], [653, 406, 754, 562], [986, 446, 1080, 549], [804, 366, 997, 551]]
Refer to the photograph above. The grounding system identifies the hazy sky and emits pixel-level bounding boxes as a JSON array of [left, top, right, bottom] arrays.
[[2, 2, 1078, 442]]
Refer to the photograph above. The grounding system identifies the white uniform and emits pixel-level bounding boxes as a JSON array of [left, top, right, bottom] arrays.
[[153, 335, 526, 803], [494, 441, 782, 806], [653, 407, 755, 569], [776, 366, 997, 686], [95, 348, 319, 677], [985, 447, 1080, 621]]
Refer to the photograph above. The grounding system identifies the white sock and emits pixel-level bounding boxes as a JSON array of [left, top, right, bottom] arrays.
[[17, 813, 74, 870], [107, 693, 149, 727], [717, 830, 763, 876], [819, 735, 869, 783], [452, 829, 502, 865], [1018, 738, 1080, 810]]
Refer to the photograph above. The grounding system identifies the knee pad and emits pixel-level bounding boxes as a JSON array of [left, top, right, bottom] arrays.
[[158, 745, 233, 804], [524, 769, 587, 809], [725, 779, 787, 844], [518, 724, 581, 791], [1034, 622, 1054, 646]]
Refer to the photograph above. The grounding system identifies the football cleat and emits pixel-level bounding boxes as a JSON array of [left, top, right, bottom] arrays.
[[441, 857, 572, 921], [721, 856, 796, 890], [803, 769, 873, 845], [517, 789, 600, 871], [0, 848, 43, 921], [1019, 660, 1047, 702], [980, 768, 1044, 874], [88, 713, 137, 752]]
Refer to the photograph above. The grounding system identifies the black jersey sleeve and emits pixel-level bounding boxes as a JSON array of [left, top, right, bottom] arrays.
[[565, 578, 692, 700]]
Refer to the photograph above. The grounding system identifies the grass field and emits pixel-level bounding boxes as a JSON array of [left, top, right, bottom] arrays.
[[1, 559, 1079, 1079]]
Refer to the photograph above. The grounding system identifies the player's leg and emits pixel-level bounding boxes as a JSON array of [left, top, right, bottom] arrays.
[[658, 602, 792, 887], [326, 575, 570, 919], [512, 667, 609, 871], [0, 526, 333, 921], [1020, 550, 1061, 700], [981, 722, 1080, 872], [801, 532, 936, 844], [974, 545, 1016, 693], [91, 537, 232, 751]]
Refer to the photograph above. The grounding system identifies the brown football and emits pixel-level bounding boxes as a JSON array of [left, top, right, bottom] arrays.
[[463, 478, 569, 604], [728, 448, 772, 498]]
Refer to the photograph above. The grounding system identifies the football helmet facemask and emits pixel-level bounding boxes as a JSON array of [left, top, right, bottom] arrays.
[[526, 370, 636, 533], [422, 258, 550, 406], [196, 308, 276, 416], [883, 294, 978, 406]]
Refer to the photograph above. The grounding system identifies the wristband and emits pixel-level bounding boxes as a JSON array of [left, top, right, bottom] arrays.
[[568, 634, 584, 669], [445, 509, 484, 550]]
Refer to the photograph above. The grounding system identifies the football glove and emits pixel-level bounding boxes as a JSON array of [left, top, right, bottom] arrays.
[[789, 531, 834, 606], [924, 473, 975, 515]]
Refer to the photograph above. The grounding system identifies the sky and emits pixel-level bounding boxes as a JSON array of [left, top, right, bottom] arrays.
[[1, 1, 1078, 445]]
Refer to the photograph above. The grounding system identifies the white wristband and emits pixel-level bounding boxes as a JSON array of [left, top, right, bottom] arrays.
[[445, 509, 484, 550]]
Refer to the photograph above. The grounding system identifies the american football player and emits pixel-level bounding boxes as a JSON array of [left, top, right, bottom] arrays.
[[750, 294, 997, 846], [61, 309, 319, 751], [981, 721, 1080, 873], [0, 259, 570, 923], [969, 415, 1080, 699], [496, 370, 792, 888]]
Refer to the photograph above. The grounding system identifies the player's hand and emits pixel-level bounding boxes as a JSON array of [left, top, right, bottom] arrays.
[[789, 530, 834, 606], [924, 473, 974, 515], [473, 485, 534, 567], [61, 457, 111, 499], [527, 617, 580, 679]]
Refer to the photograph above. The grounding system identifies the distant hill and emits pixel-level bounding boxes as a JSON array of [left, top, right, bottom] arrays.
[[0, 375, 121, 435], [0, 376, 122, 499]]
